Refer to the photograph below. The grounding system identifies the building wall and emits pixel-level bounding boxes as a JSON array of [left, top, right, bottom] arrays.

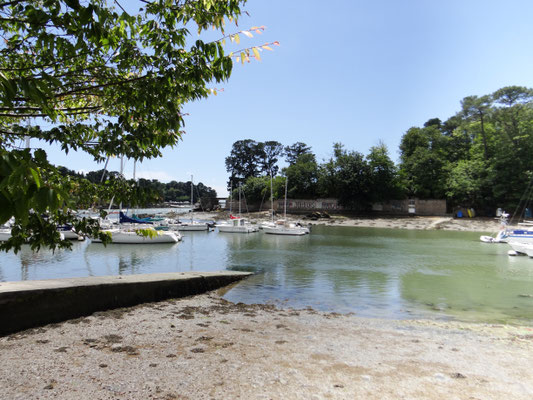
[[225, 198, 447, 216], [377, 199, 447, 216], [276, 198, 343, 213]]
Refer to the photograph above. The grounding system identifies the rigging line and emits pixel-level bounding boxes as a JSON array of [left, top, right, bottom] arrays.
[[523, 177, 533, 219], [241, 187, 250, 215], [114, 0, 127, 13], [258, 184, 267, 213], [194, 184, 206, 212], [510, 174, 533, 224]]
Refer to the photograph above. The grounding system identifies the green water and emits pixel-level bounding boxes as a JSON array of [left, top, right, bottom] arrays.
[[1, 225, 533, 324]]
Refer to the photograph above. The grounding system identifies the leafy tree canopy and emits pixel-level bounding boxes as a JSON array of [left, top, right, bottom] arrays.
[[0, 0, 261, 252], [225, 139, 263, 187], [284, 141, 312, 165]]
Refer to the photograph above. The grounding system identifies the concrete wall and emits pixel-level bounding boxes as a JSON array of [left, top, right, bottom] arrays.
[[225, 198, 343, 214], [375, 199, 447, 216], [0, 271, 251, 336], [275, 198, 343, 213], [225, 197, 447, 216]]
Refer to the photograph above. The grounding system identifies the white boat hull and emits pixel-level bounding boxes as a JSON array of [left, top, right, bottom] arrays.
[[93, 229, 180, 244], [0, 229, 12, 241], [508, 241, 529, 255], [59, 229, 81, 240], [217, 217, 258, 233], [264, 226, 307, 236], [218, 225, 258, 233], [513, 242, 533, 257], [176, 223, 209, 231]]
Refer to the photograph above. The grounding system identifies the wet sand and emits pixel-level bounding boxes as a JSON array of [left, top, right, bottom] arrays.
[[192, 211, 502, 233], [1, 293, 532, 399]]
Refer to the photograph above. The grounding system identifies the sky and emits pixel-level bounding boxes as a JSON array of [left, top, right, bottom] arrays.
[[43, 0, 533, 196]]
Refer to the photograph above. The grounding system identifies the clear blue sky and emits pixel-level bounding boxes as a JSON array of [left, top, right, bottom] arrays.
[[44, 0, 533, 196]]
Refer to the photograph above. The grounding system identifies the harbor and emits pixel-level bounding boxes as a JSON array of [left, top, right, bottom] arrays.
[[1, 216, 532, 325], [2, 213, 533, 399], [3, 0, 533, 397]]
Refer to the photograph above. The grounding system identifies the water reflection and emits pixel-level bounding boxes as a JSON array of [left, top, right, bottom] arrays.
[[2, 225, 533, 324], [84, 242, 180, 276]]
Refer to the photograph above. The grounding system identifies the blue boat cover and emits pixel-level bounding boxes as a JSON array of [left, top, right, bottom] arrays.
[[119, 211, 153, 224]]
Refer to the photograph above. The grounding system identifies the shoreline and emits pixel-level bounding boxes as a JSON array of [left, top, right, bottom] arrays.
[[190, 211, 501, 233], [2, 213, 527, 398], [1, 292, 532, 399]]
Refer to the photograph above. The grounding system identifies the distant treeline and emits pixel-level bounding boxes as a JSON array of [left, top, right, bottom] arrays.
[[226, 86, 533, 215], [58, 167, 217, 204]]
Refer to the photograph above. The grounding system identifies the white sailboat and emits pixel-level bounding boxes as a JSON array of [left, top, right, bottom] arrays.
[[264, 176, 309, 236], [175, 175, 209, 231], [218, 183, 258, 233], [258, 171, 277, 229], [92, 227, 180, 244], [91, 158, 181, 244]]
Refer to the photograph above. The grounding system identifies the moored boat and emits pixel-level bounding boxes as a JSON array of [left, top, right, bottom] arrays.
[[218, 217, 258, 233], [175, 222, 209, 231], [92, 227, 180, 244], [0, 228, 12, 241], [508, 241, 529, 255], [264, 223, 308, 236], [263, 176, 310, 236]]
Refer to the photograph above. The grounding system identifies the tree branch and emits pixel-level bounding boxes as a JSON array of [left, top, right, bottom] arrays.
[[0, 1, 24, 8]]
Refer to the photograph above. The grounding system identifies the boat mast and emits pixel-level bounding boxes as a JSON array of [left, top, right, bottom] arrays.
[[132, 160, 136, 216], [238, 182, 242, 217], [284, 176, 288, 220], [119, 156, 124, 211], [25, 118, 30, 149], [229, 181, 233, 215], [270, 171, 274, 222], [190, 174, 194, 224]]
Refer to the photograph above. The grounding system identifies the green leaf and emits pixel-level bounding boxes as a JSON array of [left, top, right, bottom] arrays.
[[29, 168, 41, 189], [0, 193, 13, 224]]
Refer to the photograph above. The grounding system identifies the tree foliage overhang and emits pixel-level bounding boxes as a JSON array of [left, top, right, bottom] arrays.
[[0, 0, 272, 252]]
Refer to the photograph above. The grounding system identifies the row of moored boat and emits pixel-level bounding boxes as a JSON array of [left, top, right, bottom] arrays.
[[0, 212, 311, 245]]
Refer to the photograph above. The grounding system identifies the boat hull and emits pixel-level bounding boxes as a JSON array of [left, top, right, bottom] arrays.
[[176, 223, 209, 231], [0, 229, 11, 241], [93, 229, 180, 244], [508, 241, 529, 255], [59, 229, 81, 240], [218, 225, 258, 233], [264, 227, 307, 236]]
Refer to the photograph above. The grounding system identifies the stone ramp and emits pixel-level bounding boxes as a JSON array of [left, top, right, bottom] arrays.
[[0, 271, 251, 336]]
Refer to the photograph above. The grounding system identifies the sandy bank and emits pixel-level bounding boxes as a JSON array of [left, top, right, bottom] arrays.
[[191, 211, 501, 233], [1, 293, 532, 399]]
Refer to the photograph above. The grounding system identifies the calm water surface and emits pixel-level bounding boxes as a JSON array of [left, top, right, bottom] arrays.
[[2, 225, 533, 325]]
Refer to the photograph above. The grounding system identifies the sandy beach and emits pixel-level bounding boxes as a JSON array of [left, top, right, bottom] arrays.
[[2, 213, 529, 399], [192, 210, 502, 233], [1, 292, 532, 399]]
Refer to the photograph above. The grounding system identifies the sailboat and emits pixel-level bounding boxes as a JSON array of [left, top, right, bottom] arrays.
[[263, 176, 310, 236], [218, 183, 258, 233], [175, 175, 209, 231], [258, 171, 277, 230], [91, 158, 180, 244]]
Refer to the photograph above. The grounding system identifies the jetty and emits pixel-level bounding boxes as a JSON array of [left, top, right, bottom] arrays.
[[0, 271, 251, 336]]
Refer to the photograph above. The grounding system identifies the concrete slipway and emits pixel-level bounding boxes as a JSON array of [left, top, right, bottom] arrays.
[[0, 271, 251, 336]]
